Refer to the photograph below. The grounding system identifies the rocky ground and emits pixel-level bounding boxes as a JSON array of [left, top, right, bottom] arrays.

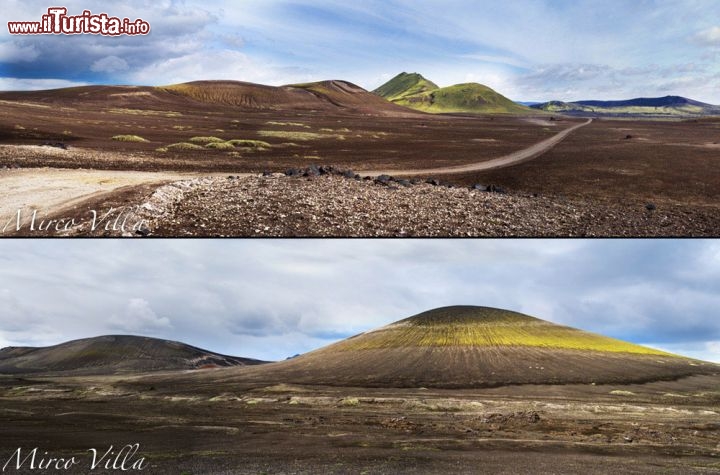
[[77, 166, 719, 238]]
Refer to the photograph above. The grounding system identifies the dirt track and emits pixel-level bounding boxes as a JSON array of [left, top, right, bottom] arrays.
[[362, 119, 592, 176], [0, 163, 210, 227]]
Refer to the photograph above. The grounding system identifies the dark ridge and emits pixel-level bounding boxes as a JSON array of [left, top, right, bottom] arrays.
[[575, 96, 706, 108], [0, 335, 266, 375], [397, 305, 541, 325]]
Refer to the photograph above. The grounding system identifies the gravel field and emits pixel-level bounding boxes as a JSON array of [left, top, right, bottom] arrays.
[[103, 170, 720, 237]]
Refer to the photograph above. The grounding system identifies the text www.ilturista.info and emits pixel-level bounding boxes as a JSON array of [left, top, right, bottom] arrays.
[[7, 7, 150, 36]]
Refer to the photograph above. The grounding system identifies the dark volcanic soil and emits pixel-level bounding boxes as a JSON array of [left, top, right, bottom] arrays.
[[1, 373, 719, 474], [455, 118, 720, 209]]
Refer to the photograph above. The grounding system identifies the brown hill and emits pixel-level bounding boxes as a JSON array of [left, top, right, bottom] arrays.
[[0, 335, 265, 375], [233, 306, 718, 388], [0, 80, 421, 117], [0, 85, 197, 109], [161, 80, 421, 116]]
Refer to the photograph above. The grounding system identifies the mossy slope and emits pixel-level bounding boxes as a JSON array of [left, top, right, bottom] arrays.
[[340, 306, 670, 355], [374, 74, 534, 114], [240, 306, 717, 388], [372, 72, 439, 102]]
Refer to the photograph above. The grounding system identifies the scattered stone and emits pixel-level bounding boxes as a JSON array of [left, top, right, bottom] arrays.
[[304, 165, 321, 177], [41, 142, 68, 150], [488, 185, 506, 194], [135, 225, 151, 237], [375, 174, 394, 185], [526, 411, 541, 423], [426, 178, 441, 186], [472, 184, 489, 192]]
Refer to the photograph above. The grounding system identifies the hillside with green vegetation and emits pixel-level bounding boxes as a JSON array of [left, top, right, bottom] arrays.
[[231, 306, 716, 388], [374, 73, 534, 114], [372, 72, 439, 102], [335, 306, 671, 354]]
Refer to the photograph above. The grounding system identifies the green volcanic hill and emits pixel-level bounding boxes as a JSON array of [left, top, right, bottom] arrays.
[[0, 335, 265, 375], [532, 96, 720, 118], [374, 73, 534, 114], [238, 306, 717, 388], [372, 72, 439, 102]]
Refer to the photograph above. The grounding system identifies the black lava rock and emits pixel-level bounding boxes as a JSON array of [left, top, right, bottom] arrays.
[[42, 142, 68, 150], [375, 174, 394, 185]]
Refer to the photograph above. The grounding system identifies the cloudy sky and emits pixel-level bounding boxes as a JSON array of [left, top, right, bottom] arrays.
[[0, 240, 718, 363], [1, 0, 720, 102]]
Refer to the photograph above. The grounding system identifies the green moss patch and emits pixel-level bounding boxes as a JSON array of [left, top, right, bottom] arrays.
[[258, 130, 325, 141], [226, 139, 272, 148], [166, 142, 205, 151], [112, 135, 149, 142], [189, 136, 225, 144], [205, 142, 236, 150]]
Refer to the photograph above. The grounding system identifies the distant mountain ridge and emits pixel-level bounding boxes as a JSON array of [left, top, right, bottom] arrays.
[[532, 95, 720, 117], [0, 335, 266, 375], [373, 72, 534, 115]]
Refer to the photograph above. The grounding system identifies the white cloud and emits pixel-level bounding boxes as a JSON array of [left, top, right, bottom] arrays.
[[109, 298, 171, 334], [695, 26, 720, 45], [648, 341, 720, 364], [0, 42, 39, 62], [128, 49, 315, 86], [90, 55, 129, 73]]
